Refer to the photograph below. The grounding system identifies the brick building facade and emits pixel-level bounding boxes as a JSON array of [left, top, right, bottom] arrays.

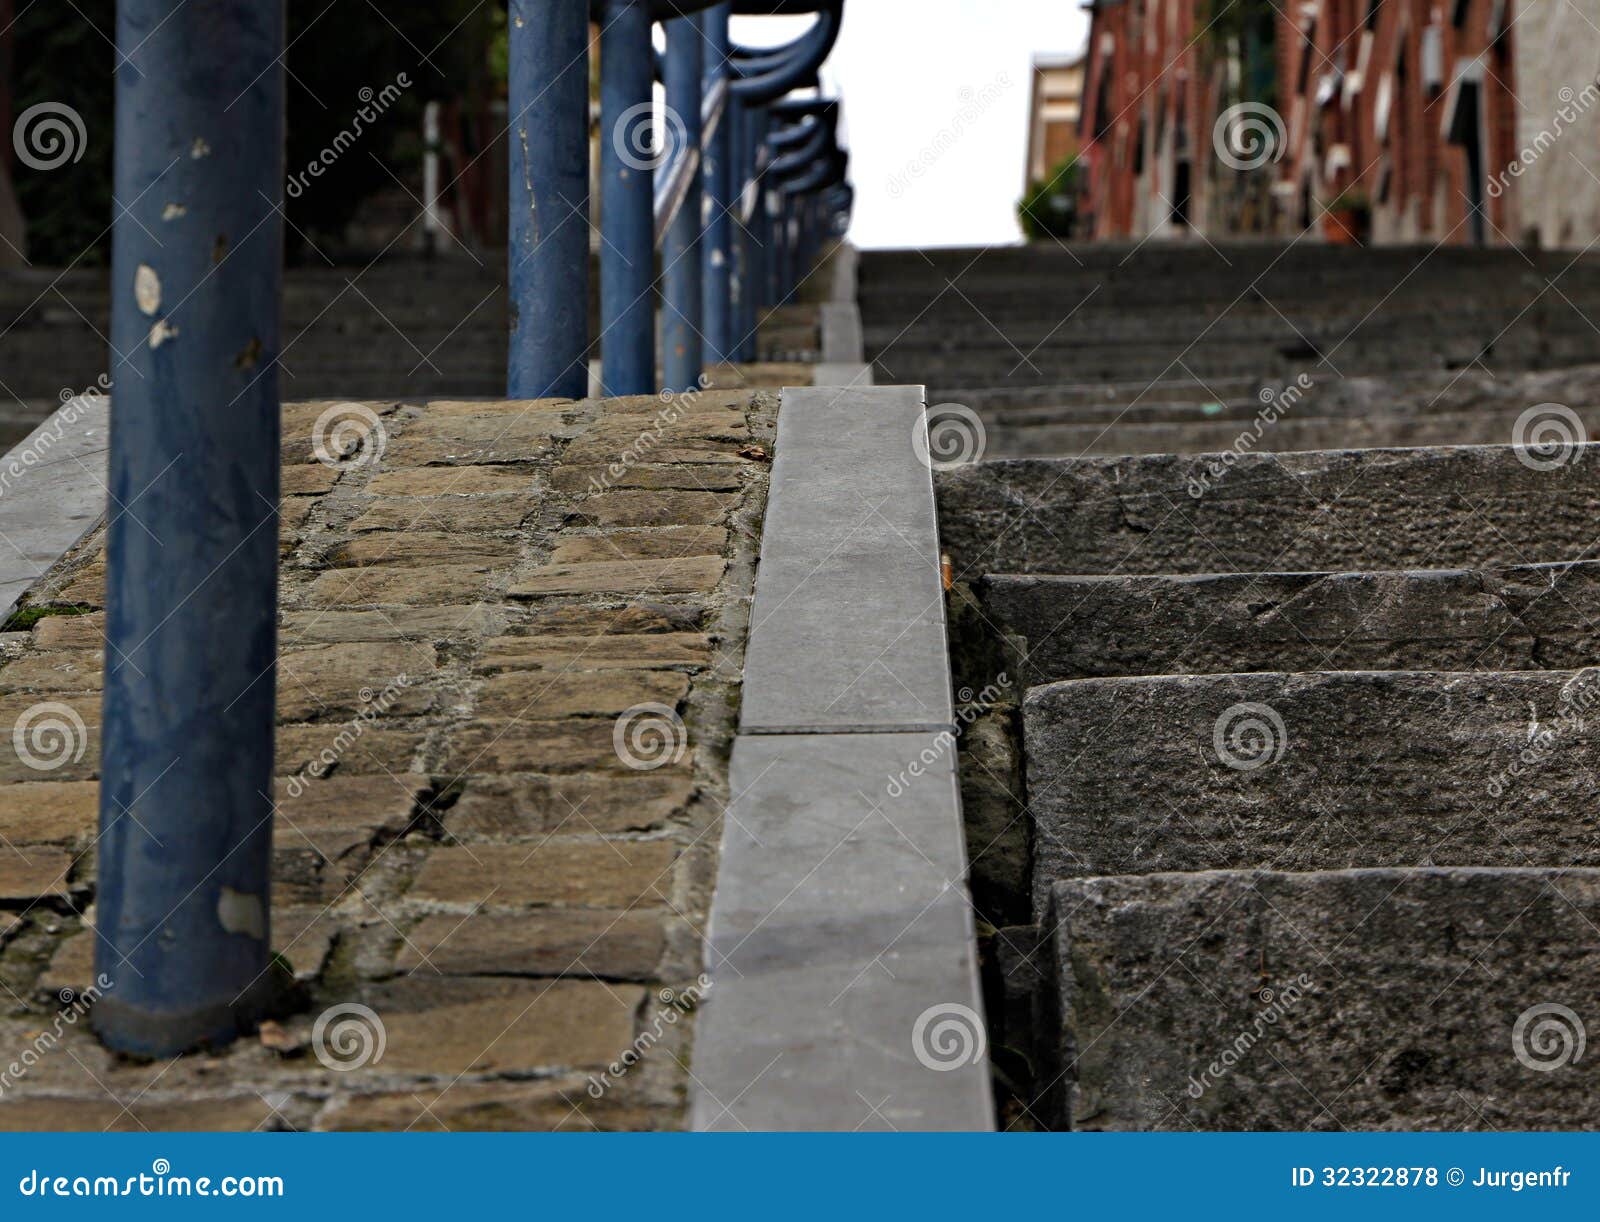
[[1076, 0, 1525, 244]]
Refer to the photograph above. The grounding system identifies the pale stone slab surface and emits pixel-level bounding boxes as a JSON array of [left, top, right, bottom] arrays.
[[0, 394, 109, 621], [691, 733, 992, 1132], [741, 385, 953, 733]]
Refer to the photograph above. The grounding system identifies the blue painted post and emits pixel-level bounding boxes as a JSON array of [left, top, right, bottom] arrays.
[[508, 0, 590, 399], [729, 100, 755, 363], [661, 11, 705, 392], [740, 106, 770, 362], [95, 0, 285, 1056], [701, 4, 735, 365], [599, 0, 657, 395]]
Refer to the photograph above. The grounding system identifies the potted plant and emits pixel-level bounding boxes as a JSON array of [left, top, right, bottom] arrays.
[[1321, 188, 1372, 245]]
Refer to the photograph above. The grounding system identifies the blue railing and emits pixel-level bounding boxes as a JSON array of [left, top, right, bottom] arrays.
[[93, 0, 850, 1055]]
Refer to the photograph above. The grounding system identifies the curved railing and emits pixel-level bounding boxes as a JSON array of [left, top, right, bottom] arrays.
[[509, 0, 851, 399]]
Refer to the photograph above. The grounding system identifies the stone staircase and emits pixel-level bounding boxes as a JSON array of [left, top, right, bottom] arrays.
[[862, 242, 1600, 1130], [0, 259, 818, 416]]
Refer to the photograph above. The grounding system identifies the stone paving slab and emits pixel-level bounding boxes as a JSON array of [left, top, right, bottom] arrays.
[[741, 385, 953, 734], [691, 733, 992, 1132], [0, 383, 775, 1131], [0, 392, 109, 623]]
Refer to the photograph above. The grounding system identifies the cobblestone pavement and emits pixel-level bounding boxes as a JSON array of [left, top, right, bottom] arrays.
[[0, 378, 782, 1130]]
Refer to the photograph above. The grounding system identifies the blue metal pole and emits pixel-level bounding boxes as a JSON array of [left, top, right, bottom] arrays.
[[661, 11, 705, 392], [740, 107, 770, 362], [702, 4, 734, 365], [599, 0, 657, 395], [508, 0, 590, 399], [729, 100, 753, 363], [95, 0, 285, 1056]]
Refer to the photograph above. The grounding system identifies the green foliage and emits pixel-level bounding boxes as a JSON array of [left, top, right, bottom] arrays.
[[1018, 158, 1081, 240], [1325, 187, 1372, 216], [11, 1, 495, 266]]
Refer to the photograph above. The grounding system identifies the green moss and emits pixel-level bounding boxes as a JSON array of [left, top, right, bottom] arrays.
[[1, 604, 97, 633]]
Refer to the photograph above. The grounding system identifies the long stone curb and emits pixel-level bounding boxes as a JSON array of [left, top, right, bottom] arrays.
[[814, 244, 874, 388], [0, 392, 110, 622], [690, 383, 993, 1131]]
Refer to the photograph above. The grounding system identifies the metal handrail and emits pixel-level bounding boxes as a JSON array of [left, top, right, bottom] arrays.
[[654, 76, 729, 244]]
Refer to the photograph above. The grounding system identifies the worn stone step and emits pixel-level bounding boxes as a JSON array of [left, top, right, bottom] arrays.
[[882, 335, 1575, 383], [930, 363, 1600, 418], [866, 307, 1580, 351], [1039, 867, 1600, 1130], [884, 348, 1577, 390], [1023, 669, 1600, 905], [984, 409, 1530, 458], [985, 561, 1600, 685], [936, 444, 1600, 578]]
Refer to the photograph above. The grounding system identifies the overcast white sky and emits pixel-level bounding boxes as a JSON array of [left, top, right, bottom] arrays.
[[733, 1, 1089, 250]]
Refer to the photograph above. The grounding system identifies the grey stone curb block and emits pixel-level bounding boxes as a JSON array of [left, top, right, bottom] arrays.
[[741, 385, 953, 734], [0, 392, 110, 621], [694, 379, 992, 1131], [691, 733, 991, 1131]]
